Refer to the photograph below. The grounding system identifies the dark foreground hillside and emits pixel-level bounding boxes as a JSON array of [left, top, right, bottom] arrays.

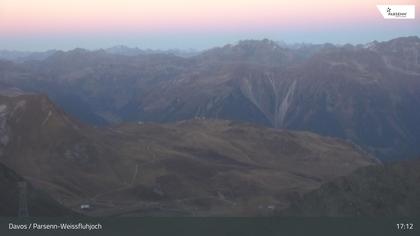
[[0, 163, 74, 217], [282, 158, 420, 216]]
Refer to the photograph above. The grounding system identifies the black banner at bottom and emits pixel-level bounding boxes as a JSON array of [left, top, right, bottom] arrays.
[[1, 217, 418, 236]]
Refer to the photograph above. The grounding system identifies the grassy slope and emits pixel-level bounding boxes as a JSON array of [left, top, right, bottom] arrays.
[[0, 94, 378, 216]]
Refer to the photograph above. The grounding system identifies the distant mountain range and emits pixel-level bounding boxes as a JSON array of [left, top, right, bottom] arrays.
[[0, 50, 58, 63], [0, 46, 199, 63], [1, 36, 419, 160]]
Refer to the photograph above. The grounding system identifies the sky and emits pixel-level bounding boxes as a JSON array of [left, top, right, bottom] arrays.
[[0, 0, 419, 51]]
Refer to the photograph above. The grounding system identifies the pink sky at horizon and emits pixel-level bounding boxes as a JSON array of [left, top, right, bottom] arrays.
[[1, 0, 418, 34], [0, 0, 419, 50]]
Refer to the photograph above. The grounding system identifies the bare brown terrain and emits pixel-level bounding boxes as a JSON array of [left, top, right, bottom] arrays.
[[0, 91, 377, 216]]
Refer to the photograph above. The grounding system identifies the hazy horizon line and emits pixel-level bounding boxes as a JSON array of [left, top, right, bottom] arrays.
[[1, 34, 419, 53]]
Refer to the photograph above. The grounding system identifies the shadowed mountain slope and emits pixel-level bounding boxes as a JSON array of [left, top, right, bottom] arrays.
[[281, 158, 420, 217], [0, 163, 73, 217]]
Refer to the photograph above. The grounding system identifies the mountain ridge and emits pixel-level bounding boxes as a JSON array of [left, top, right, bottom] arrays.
[[0, 36, 419, 160]]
